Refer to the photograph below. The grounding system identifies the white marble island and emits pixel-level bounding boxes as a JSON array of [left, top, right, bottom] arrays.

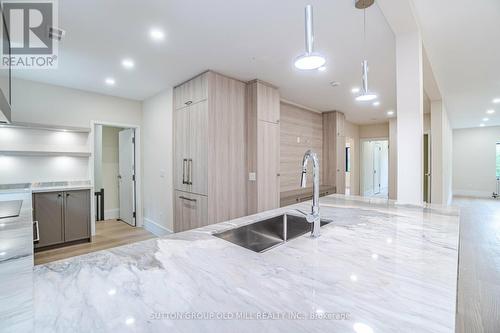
[[33, 195, 460, 333]]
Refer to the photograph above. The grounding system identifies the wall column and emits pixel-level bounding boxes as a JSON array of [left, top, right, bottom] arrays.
[[395, 31, 424, 205]]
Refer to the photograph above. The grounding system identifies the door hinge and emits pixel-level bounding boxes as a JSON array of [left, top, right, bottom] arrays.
[[132, 175, 136, 181], [132, 137, 135, 144], [133, 212, 136, 218]]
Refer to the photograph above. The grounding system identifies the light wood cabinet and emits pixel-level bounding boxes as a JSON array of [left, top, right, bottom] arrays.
[[257, 121, 280, 211], [174, 72, 208, 110], [174, 101, 208, 195], [174, 106, 191, 192], [256, 82, 280, 124], [189, 101, 208, 196], [174, 191, 208, 232], [173, 71, 247, 232], [322, 111, 346, 194], [246, 80, 281, 214]]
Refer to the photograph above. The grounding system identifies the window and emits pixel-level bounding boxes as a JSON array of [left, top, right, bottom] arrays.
[[496, 143, 500, 179]]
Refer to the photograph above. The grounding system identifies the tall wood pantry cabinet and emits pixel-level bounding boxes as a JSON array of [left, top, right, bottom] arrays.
[[173, 71, 247, 232]]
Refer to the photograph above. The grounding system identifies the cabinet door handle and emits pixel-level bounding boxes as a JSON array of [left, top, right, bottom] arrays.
[[57, 193, 62, 198], [66, 193, 70, 197], [187, 159, 193, 185], [179, 196, 197, 202], [33, 221, 40, 242], [182, 159, 187, 184], [185, 100, 193, 106]]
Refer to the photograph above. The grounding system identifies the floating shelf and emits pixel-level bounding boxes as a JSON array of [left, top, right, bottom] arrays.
[[0, 144, 91, 157], [0, 122, 91, 133], [0, 150, 91, 157]]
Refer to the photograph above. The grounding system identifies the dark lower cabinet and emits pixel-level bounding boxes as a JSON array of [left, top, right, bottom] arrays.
[[33, 189, 90, 250], [64, 190, 90, 242], [33, 192, 64, 248]]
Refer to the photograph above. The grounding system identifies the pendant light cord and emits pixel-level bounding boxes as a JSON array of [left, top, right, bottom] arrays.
[[363, 8, 366, 60]]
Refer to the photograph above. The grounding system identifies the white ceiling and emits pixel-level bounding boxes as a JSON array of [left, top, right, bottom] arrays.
[[11, 0, 397, 125], [412, 0, 500, 129]]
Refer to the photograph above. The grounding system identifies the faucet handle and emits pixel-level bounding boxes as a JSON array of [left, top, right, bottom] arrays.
[[295, 209, 317, 224]]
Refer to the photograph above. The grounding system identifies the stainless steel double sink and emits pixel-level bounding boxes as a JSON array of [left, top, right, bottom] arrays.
[[213, 214, 331, 253]]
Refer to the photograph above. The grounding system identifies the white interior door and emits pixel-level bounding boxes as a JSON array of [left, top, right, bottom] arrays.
[[118, 129, 135, 226], [373, 143, 382, 195]]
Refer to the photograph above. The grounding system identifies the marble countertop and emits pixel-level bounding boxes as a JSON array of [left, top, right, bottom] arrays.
[[31, 180, 93, 193], [0, 189, 34, 332], [33, 195, 460, 333]]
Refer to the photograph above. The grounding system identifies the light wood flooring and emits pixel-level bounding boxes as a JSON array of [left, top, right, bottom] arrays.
[[454, 197, 500, 333], [34, 219, 156, 265]]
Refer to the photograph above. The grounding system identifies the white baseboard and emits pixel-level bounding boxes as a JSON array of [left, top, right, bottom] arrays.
[[104, 208, 119, 220], [143, 218, 173, 237], [453, 189, 493, 198]]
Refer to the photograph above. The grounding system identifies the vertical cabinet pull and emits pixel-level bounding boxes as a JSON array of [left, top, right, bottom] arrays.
[[182, 159, 187, 184], [33, 220, 40, 242], [187, 159, 193, 185]]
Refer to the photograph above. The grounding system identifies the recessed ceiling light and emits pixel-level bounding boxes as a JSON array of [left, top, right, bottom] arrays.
[[105, 78, 116, 86], [480, 123, 485, 127], [387, 110, 394, 116], [483, 117, 489, 122], [493, 98, 500, 104], [318, 66, 327, 72], [125, 317, 135, 325], [351, 87, 360, 94], [487, 109, 495, 114], [373, 101, 380, 106], [121, 58, 135, 69], [149, 28, 165, 41]]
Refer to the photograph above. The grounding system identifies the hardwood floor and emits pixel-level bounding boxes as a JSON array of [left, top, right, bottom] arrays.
[[454, 197, 500, 333], [34, 219, 156, 265]]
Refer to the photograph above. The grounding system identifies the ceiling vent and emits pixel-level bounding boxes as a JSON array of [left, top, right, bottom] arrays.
[[48, 27, 65, 41]]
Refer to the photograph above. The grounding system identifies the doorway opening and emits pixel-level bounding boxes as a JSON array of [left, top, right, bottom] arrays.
[[360, 139, 389, 198], [94, 125, 137, 227], [423, 133, 431, 203], [345, 137, 353, 196]]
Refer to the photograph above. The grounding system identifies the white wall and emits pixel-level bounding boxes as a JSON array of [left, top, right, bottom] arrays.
[[389, 118, 397, 200], [442, 106, 453, 204], [11, 78, 142, 127], [453, 126, 499, 198], [0, 128, 89, 183], [94, 125, 103, 190], [359, 123, 389, 139], [142, 89, 174, 235], [344, 120, 360, 195]]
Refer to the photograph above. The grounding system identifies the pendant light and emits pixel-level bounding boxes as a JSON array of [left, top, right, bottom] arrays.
[[355, 1, 377, 102], [294, 5, 326, 70]]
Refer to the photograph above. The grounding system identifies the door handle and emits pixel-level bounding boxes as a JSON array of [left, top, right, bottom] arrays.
[[185, 100, 193, 106], [187, 159, 193, 185], [179, 196, 197, 202], [33, 221, 40, 242], [182, 159, 187, 184]]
